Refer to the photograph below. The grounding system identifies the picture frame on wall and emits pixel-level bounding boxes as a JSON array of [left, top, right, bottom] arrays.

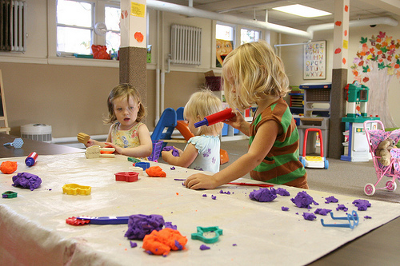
[[304, 40, 326, 80]]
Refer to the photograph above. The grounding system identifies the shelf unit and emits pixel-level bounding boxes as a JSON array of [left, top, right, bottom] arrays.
[[0, 70, 10, 134], [289, 91, 304, 115], [299, 83, 331, 117]]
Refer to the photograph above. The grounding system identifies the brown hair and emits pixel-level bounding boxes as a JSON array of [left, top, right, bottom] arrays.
[[104, 83, 146, 124]]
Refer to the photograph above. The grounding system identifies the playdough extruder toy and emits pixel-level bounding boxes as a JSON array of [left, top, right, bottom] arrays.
[[194, 108, 235, 128]]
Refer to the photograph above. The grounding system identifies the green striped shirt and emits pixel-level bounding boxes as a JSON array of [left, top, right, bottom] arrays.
[[249, 98, 307, 187]]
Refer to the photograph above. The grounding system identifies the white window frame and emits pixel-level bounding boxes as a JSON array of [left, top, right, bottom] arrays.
[[49, 0, 120, 59], [240, 28, 261, 45]]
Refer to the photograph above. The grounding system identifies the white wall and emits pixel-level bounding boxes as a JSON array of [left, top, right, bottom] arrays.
[[281, 24, 400, 126]]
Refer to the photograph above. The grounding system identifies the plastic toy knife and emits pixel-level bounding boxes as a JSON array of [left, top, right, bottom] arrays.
[[75, 216, 129, 225]]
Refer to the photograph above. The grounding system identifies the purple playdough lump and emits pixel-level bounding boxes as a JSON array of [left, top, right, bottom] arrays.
[[325, 196, 338, 204], [303, 212, 317, 221], [314, 208, 332, 216], [352, 199, 371, 211], [276, 188, 290, 196], [124, 214, 165, 240], [200, 244, 210, 250], [163, 146, 180, 157], [249, 188, 277, 202], [291, 191, 314, 208], [12, 172, 42, 191], [165, 221, 177, 230]]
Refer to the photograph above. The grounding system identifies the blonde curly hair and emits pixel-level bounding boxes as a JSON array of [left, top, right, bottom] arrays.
[[184, 89, 223, 136], [222, 41, 290, 111]]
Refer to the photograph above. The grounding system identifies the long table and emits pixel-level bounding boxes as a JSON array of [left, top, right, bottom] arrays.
[[0, 135, 400, 265]]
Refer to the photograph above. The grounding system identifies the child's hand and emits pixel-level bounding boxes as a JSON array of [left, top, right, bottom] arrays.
[[184, 173, 218, 190], [85, 139, 95, 147], [161, 150, 174, 163], [223, 110, 245, 129], [105, 142, 122, 154]]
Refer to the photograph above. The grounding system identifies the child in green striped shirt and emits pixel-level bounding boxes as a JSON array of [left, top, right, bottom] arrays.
[[184, 41, 308, 190]]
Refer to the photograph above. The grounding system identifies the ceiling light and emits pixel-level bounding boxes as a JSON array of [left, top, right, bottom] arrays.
[[272, 4, 331, 18]]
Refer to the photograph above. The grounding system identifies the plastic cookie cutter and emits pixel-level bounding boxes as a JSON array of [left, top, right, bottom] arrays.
[[2, 191, 17, 198], [321, 210, 359, 229], [191, 226, 223, 243], [85, 145, 115, 159], [115, 172, 139, 182], [135, 162, 150, 170], [76, 216, 130, 225], [62, 184, 91, 195], [3, 138, 24, 149]]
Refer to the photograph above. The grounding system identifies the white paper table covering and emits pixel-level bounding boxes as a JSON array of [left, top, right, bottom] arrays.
[[1, 153, 400, 265]]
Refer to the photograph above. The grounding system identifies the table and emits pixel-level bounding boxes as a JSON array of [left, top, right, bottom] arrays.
[[0, 133, 83, 157], [1, 151, 400, 265]]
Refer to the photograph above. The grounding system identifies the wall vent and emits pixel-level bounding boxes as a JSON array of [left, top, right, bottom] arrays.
[[0, 0, 26, 52], [170, 24, 202, 65]]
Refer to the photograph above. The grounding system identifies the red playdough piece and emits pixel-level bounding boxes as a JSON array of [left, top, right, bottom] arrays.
[[146, 166, 166, 177], [66, 217, 90, 226], [101, 144, 115, 154], [0, 161, 18, 174], [142, 228, 187, 256]]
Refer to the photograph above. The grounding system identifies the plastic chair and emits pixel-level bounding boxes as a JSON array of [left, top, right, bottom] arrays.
[[151, 108, 177, 144], [176, 107, 185, 121]]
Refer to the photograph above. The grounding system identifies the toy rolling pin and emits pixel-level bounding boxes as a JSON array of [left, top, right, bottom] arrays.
[[77, 132, 90, 145], [194, 108, 235, 128], [85, 145, 115, 159]]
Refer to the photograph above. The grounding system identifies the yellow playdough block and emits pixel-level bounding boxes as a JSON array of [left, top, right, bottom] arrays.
[[62, 184, 91, 195]]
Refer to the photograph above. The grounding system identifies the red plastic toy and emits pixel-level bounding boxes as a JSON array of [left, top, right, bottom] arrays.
[[115, 172, 139, 182], [194, 108, 235, 128]]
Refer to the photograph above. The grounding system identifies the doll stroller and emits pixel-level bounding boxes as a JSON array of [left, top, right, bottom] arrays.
[[363, 120, 400, 196]]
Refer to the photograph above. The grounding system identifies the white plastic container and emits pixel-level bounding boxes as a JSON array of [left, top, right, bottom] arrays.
[[21, 124, 52, 143]]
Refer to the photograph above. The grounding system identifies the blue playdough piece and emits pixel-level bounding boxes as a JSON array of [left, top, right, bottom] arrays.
[[135, 162, 150, 170]]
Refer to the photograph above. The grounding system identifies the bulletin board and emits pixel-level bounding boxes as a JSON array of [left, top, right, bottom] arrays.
[[304, 41, 326, 80]]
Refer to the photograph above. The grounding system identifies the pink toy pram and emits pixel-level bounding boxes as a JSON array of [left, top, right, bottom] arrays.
[[363, 120, 400, 196]]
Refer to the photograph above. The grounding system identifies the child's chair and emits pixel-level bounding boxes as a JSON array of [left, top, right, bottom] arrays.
[[363, 120, 400, 196]]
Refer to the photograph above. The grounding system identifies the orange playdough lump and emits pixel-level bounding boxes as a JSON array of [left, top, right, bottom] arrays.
[[146, 166, 166, 177], [0, 161, 18, 174], [142, 228, 187, 256]]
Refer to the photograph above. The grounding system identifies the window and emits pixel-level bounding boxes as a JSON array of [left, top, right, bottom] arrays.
[[56, 0, 120, 56], [241, 28, 260, 44], [105, 5, 121, 52], [57, 0, 93, 55]]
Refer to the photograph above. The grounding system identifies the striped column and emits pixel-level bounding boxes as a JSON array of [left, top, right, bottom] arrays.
[[119, 0, 147, 112]]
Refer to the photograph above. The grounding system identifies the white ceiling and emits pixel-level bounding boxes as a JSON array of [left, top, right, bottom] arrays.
[[156, 0, 400, 31]]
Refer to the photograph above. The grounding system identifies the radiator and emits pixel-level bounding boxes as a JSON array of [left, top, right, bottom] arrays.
[[170, 24, 202, 65], [0, 0, 26, 52]]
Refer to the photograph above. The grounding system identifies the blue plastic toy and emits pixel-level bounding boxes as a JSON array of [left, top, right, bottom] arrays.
[[321, 210, 359, 229]]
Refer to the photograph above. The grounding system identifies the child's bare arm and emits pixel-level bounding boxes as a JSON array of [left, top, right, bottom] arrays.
[[162, 143, 198, 168], [106, 124, 153, 157], [84, 128, 112, 148], [185, 120, 278, 189]]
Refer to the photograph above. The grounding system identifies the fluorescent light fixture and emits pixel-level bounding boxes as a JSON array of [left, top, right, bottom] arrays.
[[272, 4, 331, 18]]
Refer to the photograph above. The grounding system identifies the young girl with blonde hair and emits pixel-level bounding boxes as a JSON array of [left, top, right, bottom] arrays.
[[185, 41, 308, 189], [162, 89, 223, 173], [85, 83, 153, 158]]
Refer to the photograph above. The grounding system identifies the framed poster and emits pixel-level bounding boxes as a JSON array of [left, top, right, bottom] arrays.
[[304, 41, 326, 79]]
